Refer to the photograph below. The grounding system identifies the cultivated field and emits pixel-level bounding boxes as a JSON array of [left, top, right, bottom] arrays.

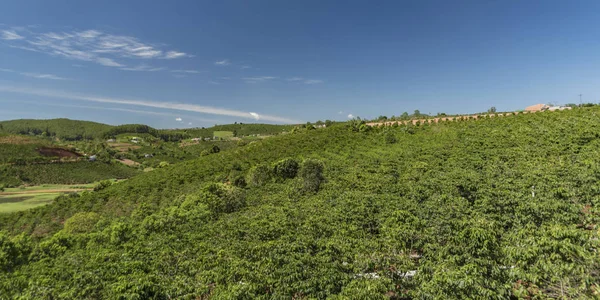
[[0, 183, 95, 213]]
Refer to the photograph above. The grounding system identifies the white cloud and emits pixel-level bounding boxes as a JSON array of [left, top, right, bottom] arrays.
[[95, 57, 124, 67], [338, 111, 343, 114], [208, 81, 219, 85], [171, 69, 202, 74], [241, 65, 251, 69], [120, 64, 163, 72], [249, 112, 260, 120], [188, 122, 192, 125], [0, 85, 300, 123], [1, 27, 190, 68], [21, 72, 69, 80], [0, 68, 69, 80], [7, 100, 221, 123], [287, 77, 303, 81], [347, 114, 354, 119], [1, 30, 24, 40], [243, 76, 277, 83], [175, 117, 182, 121], [304, 79, 323, 84], [215, 59, 230, 66], [165, 51, 188, 59]]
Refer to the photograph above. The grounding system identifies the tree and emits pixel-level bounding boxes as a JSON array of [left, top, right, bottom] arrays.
[[413, 110, 421, 118], [299, 159, 324, 193], [272, 158, 299, 180], [401, 112, 409, 120], [488, 106, 497, 113]]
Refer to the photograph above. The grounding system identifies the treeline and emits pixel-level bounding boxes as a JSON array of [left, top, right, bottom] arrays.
[[178, 123, 298, 138], [0, 161, 139, 187], [0, 118, 112, 141], [0, 119, 189, 142]]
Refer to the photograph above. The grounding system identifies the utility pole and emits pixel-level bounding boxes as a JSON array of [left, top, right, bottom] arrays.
[[579, 94, 583, 105]]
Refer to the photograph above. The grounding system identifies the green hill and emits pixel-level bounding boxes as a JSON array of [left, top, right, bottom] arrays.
[[0, 118, 113, 141], [0, 118, 296, 141], [1, 109, 600, 298]]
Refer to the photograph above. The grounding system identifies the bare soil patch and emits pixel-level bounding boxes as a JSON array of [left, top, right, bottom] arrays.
[[118, 159, 139, 166], [38, 147, 81, 158]]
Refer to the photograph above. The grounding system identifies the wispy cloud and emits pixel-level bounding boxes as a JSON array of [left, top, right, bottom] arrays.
[[208, 80, 220, 85], [165, 51, 188, 59], [0, 68, 69, 80], [1, 27, 191, 68], [241, 65, 251, 69], [21, 72, 69, 80], [287, 77, 323, 84], [0, 85, 300, 123], [347, 114, 354, 119], [243, 76, 277, 83], [3, 100, 221, 123], [215, 59, 230, 66], [120, 64, 163, 72], [171, 69, 203, 74], [304, 79, 323, 84], [1, 30, 24, 40], [175, 117, 183, 122]]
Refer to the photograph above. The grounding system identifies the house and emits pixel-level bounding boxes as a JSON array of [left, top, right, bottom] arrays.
[[547, 106, 572, 111], [525, 104, 549, 112], [89, 155, 97, 162], [144, 154, 153, 158], [106, 139, 116, 143], [191, 138, 201, 142]]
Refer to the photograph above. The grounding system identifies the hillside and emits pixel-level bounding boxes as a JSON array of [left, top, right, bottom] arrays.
[[0, 118, 113, 141], [176, 123, 297, 138], [0, 118, 296, 141], [1, 108, 600, 298]]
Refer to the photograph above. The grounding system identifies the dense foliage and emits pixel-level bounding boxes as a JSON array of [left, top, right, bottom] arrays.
[[0, 162, 138, 187], [0, 118, 112, 141], [1, 108, 600, 298]]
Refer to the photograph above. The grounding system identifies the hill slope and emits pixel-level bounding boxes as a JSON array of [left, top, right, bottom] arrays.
[[0, 118, 113, 141], [1, 109, 600, 298]]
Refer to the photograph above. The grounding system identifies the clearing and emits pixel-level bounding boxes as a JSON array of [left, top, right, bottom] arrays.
[[0, 183, 95, 213], [213, 131, 234, 139]]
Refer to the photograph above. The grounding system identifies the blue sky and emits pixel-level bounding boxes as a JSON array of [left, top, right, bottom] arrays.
[[1, 1, 600, 128]]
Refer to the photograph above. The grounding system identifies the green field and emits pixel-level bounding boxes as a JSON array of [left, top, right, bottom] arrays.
[[0, 183, 97, 213], [212, 130, 234, 138]]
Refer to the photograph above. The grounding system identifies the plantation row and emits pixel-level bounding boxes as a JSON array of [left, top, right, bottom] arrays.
[[0, 108, 599, 298]]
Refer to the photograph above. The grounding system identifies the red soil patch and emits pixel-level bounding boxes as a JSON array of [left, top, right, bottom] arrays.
[[37, 147, 81, 158]]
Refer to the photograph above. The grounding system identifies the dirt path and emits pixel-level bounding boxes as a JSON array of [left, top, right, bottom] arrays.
[[0, 189, 92, 195], [117, 159, 139, 166]]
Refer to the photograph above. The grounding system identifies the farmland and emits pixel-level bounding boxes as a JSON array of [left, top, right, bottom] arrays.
[[0, 183, 96, 213], [1, 107, 599, 298]]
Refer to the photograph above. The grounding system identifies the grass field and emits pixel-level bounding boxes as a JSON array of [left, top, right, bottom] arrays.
[[0, 193, 63, 213], [0, 182, 97, 213], [213, 131, 234, 138]]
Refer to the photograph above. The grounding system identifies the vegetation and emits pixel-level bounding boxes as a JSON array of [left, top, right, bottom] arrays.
[[0, 108, 599, 298], [0, 162, 138, 187]]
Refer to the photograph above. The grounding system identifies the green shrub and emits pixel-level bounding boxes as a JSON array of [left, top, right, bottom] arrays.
[[247, 164, 271, 186], [272, 158, 299, 180], [384, 131, 397, 144], [63, 212, 101, 234], [299, 159, 325, 193], [201, 183, 246, 215], [93, 180, 113, 191]]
